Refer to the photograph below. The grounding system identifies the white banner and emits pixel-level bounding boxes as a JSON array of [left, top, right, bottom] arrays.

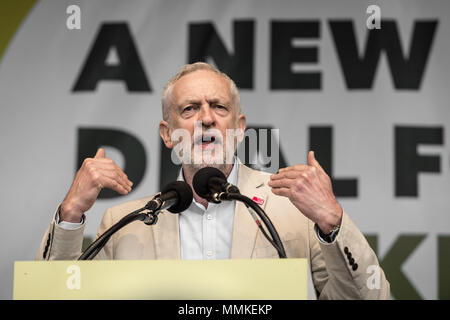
[[0, 0, 449, 299]]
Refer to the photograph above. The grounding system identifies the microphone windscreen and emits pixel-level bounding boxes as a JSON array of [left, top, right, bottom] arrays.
[[161, 181, 193, 213], [193, 167, 226, 198]]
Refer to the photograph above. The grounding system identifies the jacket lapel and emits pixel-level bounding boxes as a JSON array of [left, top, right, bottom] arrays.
[[230, 163, 269, 259], [152, 210, 180, 259]]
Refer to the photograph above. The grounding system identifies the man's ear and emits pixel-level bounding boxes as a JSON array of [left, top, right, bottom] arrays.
[[237, 114, 247, 142], [159, 121, 173, 149]]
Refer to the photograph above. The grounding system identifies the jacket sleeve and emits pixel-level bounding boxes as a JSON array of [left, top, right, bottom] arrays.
[[35, 207, 114, 261], [309, 211, 390, 299]]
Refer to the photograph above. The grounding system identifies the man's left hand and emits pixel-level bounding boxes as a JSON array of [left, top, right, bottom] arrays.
[[268, 151, 343, 234]]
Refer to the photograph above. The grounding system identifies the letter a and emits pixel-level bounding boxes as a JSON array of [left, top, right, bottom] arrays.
[[366, 5, 381, 30], [66, 265, 81, 290], [66, 5, 81, 30], [366, 265, 381, 290]]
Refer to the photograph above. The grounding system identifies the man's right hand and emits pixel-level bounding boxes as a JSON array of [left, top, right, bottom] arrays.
[[59, 148, 133, 223]]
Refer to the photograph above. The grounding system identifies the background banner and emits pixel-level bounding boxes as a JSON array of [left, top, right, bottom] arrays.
[[0, 0, 449, 299]]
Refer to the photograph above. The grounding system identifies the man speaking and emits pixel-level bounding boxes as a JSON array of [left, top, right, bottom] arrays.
[[36, 62, 390, 299]]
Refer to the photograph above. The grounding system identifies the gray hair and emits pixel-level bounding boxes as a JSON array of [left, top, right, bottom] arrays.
[[161, 62, 241, 124]]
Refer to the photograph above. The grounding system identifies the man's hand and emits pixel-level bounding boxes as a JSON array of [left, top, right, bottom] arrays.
[[268, 151, 342, 234], [59, 148, 133, 223]]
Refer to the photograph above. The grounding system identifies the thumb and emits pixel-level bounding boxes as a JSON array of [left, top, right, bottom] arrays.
[[94, 148, 106, 159], [308, 150, 324, 172]]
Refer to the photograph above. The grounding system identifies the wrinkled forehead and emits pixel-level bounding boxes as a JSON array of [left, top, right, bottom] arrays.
[[171, 70, 233, 106]]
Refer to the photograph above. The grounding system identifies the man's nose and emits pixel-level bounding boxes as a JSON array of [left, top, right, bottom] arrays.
[[199, 105, 215, 127]]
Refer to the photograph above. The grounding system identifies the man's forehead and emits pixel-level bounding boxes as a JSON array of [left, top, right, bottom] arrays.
[[171, 70, 232, 104]]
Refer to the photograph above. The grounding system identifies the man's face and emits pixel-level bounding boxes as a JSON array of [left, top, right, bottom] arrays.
[[160, 69, 246, 170]]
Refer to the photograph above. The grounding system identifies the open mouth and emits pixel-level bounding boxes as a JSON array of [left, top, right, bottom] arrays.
[[195, 134, 221, 150], [202, 136, 216, 144], [200, 135, 216, 149], [193, 130, 222, 149]]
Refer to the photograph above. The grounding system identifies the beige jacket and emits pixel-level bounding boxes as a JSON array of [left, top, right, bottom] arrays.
[[36, 163, 390, 299]]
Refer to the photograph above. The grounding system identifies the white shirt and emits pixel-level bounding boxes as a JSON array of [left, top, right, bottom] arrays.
[[177, 159, 238, 260]]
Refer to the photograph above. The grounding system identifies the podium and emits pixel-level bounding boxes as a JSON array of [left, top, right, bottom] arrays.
[[14, 259, 308, 300]]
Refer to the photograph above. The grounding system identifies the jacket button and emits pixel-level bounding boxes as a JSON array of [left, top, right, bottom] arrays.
[[352, 263, 358, 271], [349, 258, 355, 265], [344, 247, 349, 254], [347, 252, 352, 259]]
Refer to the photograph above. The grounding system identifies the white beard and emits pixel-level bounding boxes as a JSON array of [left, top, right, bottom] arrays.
[[188, 140, 229, 171], [170, 122, 242, 170]]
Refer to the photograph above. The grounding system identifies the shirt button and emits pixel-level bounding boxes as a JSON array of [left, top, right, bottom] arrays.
[[207, 251, 213, 257], [207, 214, 213, 220]]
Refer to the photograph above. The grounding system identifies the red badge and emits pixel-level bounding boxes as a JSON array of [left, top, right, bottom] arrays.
[[252, 196, 264, 205]]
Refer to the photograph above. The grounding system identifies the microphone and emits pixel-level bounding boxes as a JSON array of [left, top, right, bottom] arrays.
[[78, 181, 193, 260], [145, 181, 193, 213], [193, 167, 239, 202], [192, 167, 287, 258]]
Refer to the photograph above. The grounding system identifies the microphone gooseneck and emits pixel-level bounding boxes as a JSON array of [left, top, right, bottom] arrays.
[[78, 181, 193, 260], [192, 167, 287, 258]]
